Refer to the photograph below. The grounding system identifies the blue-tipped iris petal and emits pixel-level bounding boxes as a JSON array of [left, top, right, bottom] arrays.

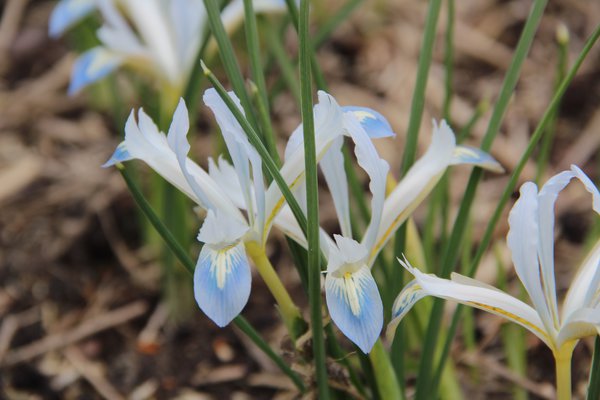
[[450, 145, 504, 173], [325, 266, 383, 353], [102, 142, 131, 167], [342, 106, 396, 139], [68, 48, 124, 95], [49, 0, 96, 38], [194, 241, 251, 327]]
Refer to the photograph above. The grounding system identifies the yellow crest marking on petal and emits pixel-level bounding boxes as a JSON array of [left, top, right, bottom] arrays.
[[351, 110, 377, 123], [467, 301, 550, 343], [210, 244, 238, 289], [344, 272, 361, 317]]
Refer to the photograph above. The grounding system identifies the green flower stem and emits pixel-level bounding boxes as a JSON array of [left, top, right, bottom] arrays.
[[442, 0, 455, 122], [313, 0, 363, 47], [430, 22, 600, 396], [245, 241, 306, 340], [555, 342, 576, 400], [264, 20, 302, 104], [117, 164, 305, 392], [298, 0, 328, 397], [369, 340, 404, 400]]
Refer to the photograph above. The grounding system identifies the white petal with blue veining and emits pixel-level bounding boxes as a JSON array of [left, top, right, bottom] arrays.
[[194, 239, 251, 327], [69, 47, 124, 94], [49, 0, 96, 38], [342, 106, 396, 138], [325, 266, 383, 353]]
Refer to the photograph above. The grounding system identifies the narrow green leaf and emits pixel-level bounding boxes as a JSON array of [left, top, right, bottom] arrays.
[[587, 337, 600, 400], [298, 0, 328, 397]]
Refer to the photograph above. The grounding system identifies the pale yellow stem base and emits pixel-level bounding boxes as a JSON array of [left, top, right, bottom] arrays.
[[554, 341, 576, 400]]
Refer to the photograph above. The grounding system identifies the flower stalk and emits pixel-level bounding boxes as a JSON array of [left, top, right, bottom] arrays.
[[245, 241, 306, 340], [555, 341, 576, 400]]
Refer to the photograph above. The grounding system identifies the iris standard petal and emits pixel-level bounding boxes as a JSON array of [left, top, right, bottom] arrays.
[[320, 137, 352, 237], [571, 164, 600, 213], [194, 241, 251, 327], [369, 120, 455, 265], [556, 307, 600, 349], [563, 240, 600, 318], [343, 113, 390, 249], [342, 106, 396, 138], [450, 145, 504, 173], [68, 47, 124, 95], [325, 266, 383, 353], [537, 170, 575, 327], [507, 182, 555, 333], [396, 257, 552, 348], [49, 0, 96, 38]]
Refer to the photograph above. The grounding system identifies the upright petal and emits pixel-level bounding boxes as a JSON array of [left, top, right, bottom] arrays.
[[563, 240, 600, 318], [395, 257, 552, 348], [571, 164, 600, 214], [49, 0, 96, 38], [342, 106, 396, 138], [203, 88, 264, 230], [508, 182, 555, 333], [537, 170, 575, 327], [68, 47, 124, 94], [369, 120, 455, 265], [169, 0, 206, 76], [343, 113, 390, 250], [264, 91, 345, 239], [194, 240, 251, 327], [220, 0, 286, 34], [325, 266, 383, 353], [104, 106, 242, 220], [320, 137, 352, 237]]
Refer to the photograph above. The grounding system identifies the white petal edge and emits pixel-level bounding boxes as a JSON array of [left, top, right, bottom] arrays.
[[556, 307, 600, 350]]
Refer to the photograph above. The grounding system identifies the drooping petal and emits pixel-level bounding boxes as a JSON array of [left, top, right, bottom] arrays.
[[194, 239, 251, 327], [325, 266, 383, 353], [556, 307, 600, 349], [563, 240, 600, 318], [320, 137, 352, 237], [342, 106, 396, 138], [537, 170, 575, 327], [369, 120, 455, 265], [396, 257, 552, 348], [507, 182, 556, 333], [343, 113, 390, 250], [49, 0, 97, 38], [387, 279, 427, 340], [450, 146, 504, 173], [68, 47, 124, 94], [327, 235, 369, 275], [571, 164, 600, 214]]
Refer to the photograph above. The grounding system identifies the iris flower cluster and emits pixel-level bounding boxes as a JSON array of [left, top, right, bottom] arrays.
[[105, 88, 502, 353]]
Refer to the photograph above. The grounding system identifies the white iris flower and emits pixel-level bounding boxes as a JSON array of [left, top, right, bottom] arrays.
[[292, 110, 502, 353], [104, 88, 380, 327], [49, 0, 286, 95], [389, 165, 600, 365]]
